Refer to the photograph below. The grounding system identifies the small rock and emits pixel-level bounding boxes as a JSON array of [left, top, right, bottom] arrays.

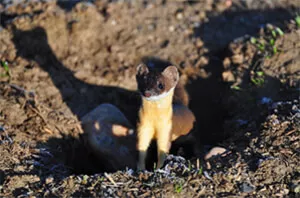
[[231, 54, 244, 64], [292, 184, 300, 193], [176, 12, 183, 20], [204, 146, 228, 160], [222, 70, 235, 82], [195, 38, 204, 48], [195, 56, 209, 68], [81, 103, 137, 171], [45, 176, 54, 184], [169, 26, 175, 32], [238, 182, 255, 193], [223, 57, 231, 69]]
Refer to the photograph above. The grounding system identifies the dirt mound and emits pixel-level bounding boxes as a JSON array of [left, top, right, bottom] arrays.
[[0, 0, 299, 197]]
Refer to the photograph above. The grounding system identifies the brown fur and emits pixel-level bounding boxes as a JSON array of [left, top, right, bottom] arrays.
[[173, 76, 190, 106], [171, 104, 195, 140]]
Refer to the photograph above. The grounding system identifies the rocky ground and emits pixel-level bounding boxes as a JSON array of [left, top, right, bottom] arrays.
[[0, 0, 299, 197]]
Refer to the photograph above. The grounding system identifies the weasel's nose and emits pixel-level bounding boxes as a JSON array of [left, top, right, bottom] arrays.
[[144, 91, 151, 97]]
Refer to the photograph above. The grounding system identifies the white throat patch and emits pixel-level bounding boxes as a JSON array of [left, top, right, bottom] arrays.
[[143, 87, 175, 101]]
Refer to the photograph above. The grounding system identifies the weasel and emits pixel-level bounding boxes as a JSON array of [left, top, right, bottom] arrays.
[[136, 63, 195, 170]]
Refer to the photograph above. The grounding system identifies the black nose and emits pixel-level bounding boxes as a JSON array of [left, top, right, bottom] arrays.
[[144, 91, 151, 97]]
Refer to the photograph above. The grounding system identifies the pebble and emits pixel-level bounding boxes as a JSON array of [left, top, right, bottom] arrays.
[[293, 184, 300, 193], [204, 146, 228, 160], [222, 70, 235, 82], [231, 54, 244, 64], [239, 182, 255, 193], [169, 26, 175, 32], [45, 176, 54, 184]]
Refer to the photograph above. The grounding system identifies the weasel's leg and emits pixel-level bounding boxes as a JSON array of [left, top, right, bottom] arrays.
[[156, 123, 172, 169], [137, 125, 154, 170]]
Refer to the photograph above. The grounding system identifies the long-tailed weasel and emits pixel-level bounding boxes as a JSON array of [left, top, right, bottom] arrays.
[[136, 63, 195, 170]]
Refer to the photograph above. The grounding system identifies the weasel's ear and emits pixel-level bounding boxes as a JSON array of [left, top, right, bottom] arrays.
[[162, 66, 179, 82], [136, 63, 149, 76]]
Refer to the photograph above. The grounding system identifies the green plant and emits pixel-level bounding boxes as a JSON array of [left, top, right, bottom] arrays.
[[231, 85, 242, 91], [251, 71, 265, 87], [174, 183, 183, 193], [271, 30, 277, 38], [250, 24, 284, 57], [295, 15, 300, 28], [275, 27, 284, 36], [273, 46, 278, 54], [1, 61, 10, 78], [250, 37, 257, 44], [257, 41, 265, 52], [198, 166, 203, 175], [256, 71, 264, 77], [269, 38, 275, 46], [81, 175, 89, 185]]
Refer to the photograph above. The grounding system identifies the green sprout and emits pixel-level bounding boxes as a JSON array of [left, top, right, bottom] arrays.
[[250, 24, 284, 57], [275, 27, 284, 36], [269, 38, 275, 46], [295, 15, 300, 28], [231, 85, 242, 91], [81, 175, 89, 185], [269, 39, 278, 55], [198, 166, 203, 175], [250, 37, 257, 44], [251, 78, 264, 86], [273, 46, 278, 54], [251, 71, 265, 87], [256, 71, 264, 77], [271, 30, 277, 38], [1, 61, 10, 78], [174, 183, 183, 193], [258, 42, 265, 52]]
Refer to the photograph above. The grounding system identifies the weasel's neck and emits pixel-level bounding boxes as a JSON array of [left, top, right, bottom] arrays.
[[141, 88, 174, 109]]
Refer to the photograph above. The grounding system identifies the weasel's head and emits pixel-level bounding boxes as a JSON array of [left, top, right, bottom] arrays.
[[136, 64, 179, 101]]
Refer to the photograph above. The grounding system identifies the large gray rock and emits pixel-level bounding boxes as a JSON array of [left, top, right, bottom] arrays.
[[81, 103, 137, 171]]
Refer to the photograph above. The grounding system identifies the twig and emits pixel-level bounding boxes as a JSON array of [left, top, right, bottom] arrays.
[[127, 188, 139, 191], [28, 105, 47, 124], [196, 158, 200, 170], [203, 171, 213, 181], [9, 84, 35, 98], [104, 172, 117, 187], [285, 129, 297, 136], [139, 191, 151, 198]]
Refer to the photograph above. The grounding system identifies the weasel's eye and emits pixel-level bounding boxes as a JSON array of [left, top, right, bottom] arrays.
[[158, 83, 164, 90]]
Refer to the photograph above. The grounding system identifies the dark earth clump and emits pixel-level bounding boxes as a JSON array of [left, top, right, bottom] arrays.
[[0, 0, 299, 197]]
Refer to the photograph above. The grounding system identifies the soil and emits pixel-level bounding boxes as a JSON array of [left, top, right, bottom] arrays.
[[0, 0, 299, 197]]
